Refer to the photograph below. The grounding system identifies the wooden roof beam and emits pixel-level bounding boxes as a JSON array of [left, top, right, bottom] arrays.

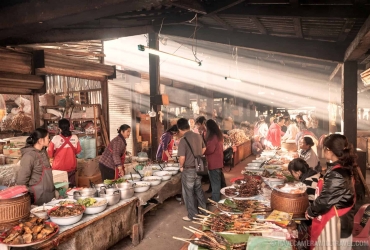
[[293, 18, 303, 38], [338, 19, 356, 42], [207, 0, 246, 15], [211, 15, 233, 30], [219, 5, 370, 18], [329, 63, 342, 81], [159, 25, 345, 62], [250, 17, 267, 35], [345, 15, 370, 61], [170, 0, 207, 14], [0, 0, 167, 40], [0, 26, 153, 45]]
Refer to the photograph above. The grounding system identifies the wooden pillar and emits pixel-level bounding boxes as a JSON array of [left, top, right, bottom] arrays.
[[149, 33, 160, 160], [342, 61, 357, 149], [101, 79, 109, 138]]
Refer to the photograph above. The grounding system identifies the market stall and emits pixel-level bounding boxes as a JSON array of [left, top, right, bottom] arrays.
[[224, 129, 252, 167]]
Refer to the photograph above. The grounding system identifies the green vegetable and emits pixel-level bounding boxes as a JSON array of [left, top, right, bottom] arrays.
[[77, 198, 97, 207], [224, 199, 238, 209], [104, 179, 113, 185]]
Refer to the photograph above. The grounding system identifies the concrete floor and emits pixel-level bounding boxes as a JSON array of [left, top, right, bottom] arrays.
[[110, 155, 370, 250]]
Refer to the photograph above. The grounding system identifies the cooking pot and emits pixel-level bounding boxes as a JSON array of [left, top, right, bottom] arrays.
[[98, 190, 121, 206]]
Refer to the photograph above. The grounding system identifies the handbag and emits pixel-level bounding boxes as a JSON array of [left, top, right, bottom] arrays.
[[183, 137, 208, 175]]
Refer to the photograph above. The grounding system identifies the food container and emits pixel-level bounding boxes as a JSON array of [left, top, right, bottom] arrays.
[[133, 181, 151, 193], [49, 213, 83, 226], [99, 188, 119, 195], [114, 182, 134, 200], [0, 193, 30, 231], [271, 188, 309, 216], [48, 206, 85, 226], [76, 197, 108, 215], [245, 166, 264, 172], [153, 171, 172, 181], [46, 199, 76, 206], [143, 176, 162, 186], [98, 190, 121, 206], [163, 167, 179, 175], [267, 178, 285, 187], [123, 174, 141, 182], [94, 184, 110, 190], [115, 182, 134, 189], [30, 206, 54, 219]]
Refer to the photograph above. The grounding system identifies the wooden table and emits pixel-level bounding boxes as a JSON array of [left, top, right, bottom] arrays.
[[233, 140, 252, 167], [134, 173, 182, 241], [32, 197, 138, 250]]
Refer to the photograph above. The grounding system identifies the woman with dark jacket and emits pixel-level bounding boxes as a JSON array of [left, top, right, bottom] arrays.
[[156, 125, 178, 162], [16, 128, 55, 205], [204, 119, 224, 202], [288, 158, 320, 204], [305, 134, 356, 250], [99, 124, 131, 180]]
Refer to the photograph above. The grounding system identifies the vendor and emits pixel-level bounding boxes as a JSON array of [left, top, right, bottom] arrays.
[[99, 124, 131, 180], [298, 136, 320, 172], [288, 158, 320, 204], [16, 128, 55, 205], [156, 125, 178, 162], [48, 119, 81, 187]]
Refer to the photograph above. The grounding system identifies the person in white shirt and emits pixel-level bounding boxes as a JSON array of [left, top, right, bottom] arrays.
[[282, 119, 299, 142], [298, 136, 320, 172]]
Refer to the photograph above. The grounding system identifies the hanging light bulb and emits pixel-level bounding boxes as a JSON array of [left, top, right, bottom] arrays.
[[148, 106, 156, 118]]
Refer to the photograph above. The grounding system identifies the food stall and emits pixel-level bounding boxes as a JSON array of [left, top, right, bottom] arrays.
[[224, 129, 252, 167], [176, 150, 309, 250]]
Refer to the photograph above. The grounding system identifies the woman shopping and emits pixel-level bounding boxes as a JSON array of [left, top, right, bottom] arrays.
[[305, 134, 356, 250], [156, 125, 178, 162], [204, 119, 224, 202], [16, 128, 55, 205], [99, 124, 131, 180], [48, 119, 81, 187]]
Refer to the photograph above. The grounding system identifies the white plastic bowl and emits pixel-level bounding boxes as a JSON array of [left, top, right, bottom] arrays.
[[30, 206, 54, 219], [163, 167, 179, 175], [123, 174, 141, 182], [82, 198, 108, 215], [49, 213, 83, 226], [46, 199, 77, 206], [143, 176, 162, 186], [247, 163, 262, 167], [133, 181, 151, 193], [153, 171, 172, 181]]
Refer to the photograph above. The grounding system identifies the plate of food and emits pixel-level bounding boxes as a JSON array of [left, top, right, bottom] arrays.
[[0, 217, 59, 247], [48, 204, 85, 226], [220, 187, 238, 198]]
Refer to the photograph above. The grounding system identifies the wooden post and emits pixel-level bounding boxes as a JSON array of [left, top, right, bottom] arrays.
[[341, 61, 357, 149], [149, 32, 160, 160], [101, 79, 109, 138]]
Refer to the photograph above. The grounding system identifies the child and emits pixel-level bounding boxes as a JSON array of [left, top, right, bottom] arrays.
[[252, 135, 263, 156]]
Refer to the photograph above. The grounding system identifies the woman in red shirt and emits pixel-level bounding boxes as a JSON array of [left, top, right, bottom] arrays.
[[204, 119, 224, 202], [48, 119, 81, 187]]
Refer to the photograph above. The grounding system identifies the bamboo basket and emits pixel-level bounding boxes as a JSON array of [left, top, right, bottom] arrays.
[[0, 193, 30, 231], [281, 142, 298, 152], [271, 189, 308, 216]]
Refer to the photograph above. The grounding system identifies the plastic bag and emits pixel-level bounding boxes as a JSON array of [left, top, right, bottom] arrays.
[[143, 166, 152, 177]]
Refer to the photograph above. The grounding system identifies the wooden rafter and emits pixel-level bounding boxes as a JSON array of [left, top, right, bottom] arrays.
[[159, 25, 345, 62], [338, 19, 356, 42], [329, 63, 342, 81], [250, 17, 267, 35], [345, 15, 370, 61], [170, 0, 207, 14], [0, 0, 167, 40], [211, 15, 233, 30], [207, 0, 246, 15], [293, 18, 303, 38]]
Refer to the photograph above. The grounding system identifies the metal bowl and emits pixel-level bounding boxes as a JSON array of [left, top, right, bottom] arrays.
[[143, 176, 162, 186], [133, 181, 151, 193], [117, 187, 135, 200], [123, 174, 141, 182], [98, 190, 121, 206], [137, 157, 149, 162], [163, 167, 179, 175], [153, 171, 172, 181], [99, 187, 119, 195], [115, 182, 134, 189]]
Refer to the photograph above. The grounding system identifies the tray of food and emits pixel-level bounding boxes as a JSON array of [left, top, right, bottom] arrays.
[[220, 187, 238, 198], [0, 217, 59, 247], [217, 199, 271, 214], [48, 204, 85, 226]]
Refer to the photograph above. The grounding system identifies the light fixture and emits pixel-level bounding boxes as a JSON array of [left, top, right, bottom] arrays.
[[224, 77, 241, 82], [138, 45, 201, 66]]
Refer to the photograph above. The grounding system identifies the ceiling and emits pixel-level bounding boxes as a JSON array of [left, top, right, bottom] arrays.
[[1, 0, 370, 75]]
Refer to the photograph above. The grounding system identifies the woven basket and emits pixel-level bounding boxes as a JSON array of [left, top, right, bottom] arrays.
[[0, 193, 30, 231], [271, 189, 308, 216], [281, 142, 298, 152]]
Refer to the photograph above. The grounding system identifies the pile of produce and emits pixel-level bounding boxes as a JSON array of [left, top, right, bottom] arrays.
[[227, 129, 248, 145], [10, 106, 33, 133], [103, 178, 127, 185], [49, 205, 84, 217], [0, 217, 58, 245], [239, 177, 262, 197]]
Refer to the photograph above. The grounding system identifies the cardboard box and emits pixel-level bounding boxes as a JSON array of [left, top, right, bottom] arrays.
[[3, 148, 21, 157], [5, 157, 20, 165], [52, 170, 69, 191], [77, 156, 100, 177], [4, 136, 28, 148], [78, 172, 102, 187]]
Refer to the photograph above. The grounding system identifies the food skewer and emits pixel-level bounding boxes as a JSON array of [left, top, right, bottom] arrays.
[[172, 236, 192, 243], [198, 207, 216, 215], [192, 221, 212, 226], [189, 226, 204, 233]]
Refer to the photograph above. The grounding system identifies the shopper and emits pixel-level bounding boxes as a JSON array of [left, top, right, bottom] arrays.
[[17, 128, 55, 205], [99, 124, 131, 180], [288, 158, 320, 204], [306, 134, 356, 250], [204, 119, 224, 202], [48, 119, 81, 187], [266, 116, 285, 148], [156, 125, 178, 162], [298, 136, 320, 172], [177, 118, 207, 221], [254, 115, 268, 147], [282, 119, 299, 142]]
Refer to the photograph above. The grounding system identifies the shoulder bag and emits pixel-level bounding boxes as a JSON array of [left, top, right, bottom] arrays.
[[183, 137, 208, 175]]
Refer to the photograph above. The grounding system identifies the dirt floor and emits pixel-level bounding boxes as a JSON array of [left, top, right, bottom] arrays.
[[110, 155, 370, 250]]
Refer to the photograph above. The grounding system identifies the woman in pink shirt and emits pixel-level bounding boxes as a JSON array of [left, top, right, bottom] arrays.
[[204, 119, 224, 202], [48, 119, 81, 187]]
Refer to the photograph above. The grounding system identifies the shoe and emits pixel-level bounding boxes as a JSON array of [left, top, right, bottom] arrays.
[[182, 216, 192, 221]]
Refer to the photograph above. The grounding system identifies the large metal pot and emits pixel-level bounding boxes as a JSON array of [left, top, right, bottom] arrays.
[[115, 183, 134, 200], [73, 188, 97, 199], [115, 182, 134, 189], [98, 190, 121, 206]]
